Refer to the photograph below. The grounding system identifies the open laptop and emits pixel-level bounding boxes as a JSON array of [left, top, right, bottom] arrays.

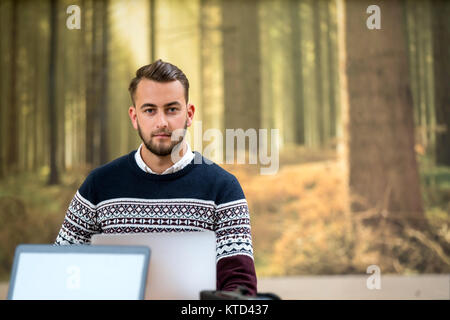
[[7, 244, 150, 300], [91, 231, 217, 300]]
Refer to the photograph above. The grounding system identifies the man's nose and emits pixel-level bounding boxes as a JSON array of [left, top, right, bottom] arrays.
[[155, 111, 168, 129]]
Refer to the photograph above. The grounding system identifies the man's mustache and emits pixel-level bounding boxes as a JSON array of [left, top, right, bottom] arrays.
[[152, 127, 187, 137]]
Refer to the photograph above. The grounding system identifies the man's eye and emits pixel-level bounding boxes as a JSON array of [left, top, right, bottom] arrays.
[[168, 108, 177, 112], [145, 109, 155, 113]]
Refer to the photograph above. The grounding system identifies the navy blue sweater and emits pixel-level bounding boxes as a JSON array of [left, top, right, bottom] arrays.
[[55, 150, 257, 295]]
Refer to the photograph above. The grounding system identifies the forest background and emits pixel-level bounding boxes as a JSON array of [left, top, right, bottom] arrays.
[[0, 0, 449, 282]]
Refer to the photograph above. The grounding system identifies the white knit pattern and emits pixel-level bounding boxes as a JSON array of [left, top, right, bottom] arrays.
[[55, 193, 254, 262]]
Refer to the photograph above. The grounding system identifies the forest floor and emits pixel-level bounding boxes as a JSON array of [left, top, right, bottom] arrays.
[[224, 148, 450, 277]]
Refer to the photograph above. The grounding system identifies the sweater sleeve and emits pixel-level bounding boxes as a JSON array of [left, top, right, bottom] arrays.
[[55, 172, 101, 245], [215, 175, 257, 296]]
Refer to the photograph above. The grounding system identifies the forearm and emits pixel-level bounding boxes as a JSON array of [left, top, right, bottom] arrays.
[[217, 255, 257, 296]]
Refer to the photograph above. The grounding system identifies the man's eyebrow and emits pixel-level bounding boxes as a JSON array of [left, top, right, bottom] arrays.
[[140, 103, 157, 109], [140, 101, 181, 109], [165, 101, 181, 107]]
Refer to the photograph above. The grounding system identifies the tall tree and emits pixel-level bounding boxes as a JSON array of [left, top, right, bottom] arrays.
[[327, 0, 339, 141], [299, 0, 320, 147], [406, 0, 437, 160], [222, 0, 261, 134], [200, 0, 224, 162], [31, 0, 41, 172], [7, 0, 19, 175], [290, 0, 305, 145], [83, 0, 111, 166], [313, 0, 325, 146], [99, 0, 110, 165], [149, 0, 156, 62], [48, 0, 59, 185], [57, 2, 66, 173], [432, 0, 450, 165], [85, 0, 96, 167], [259, 0, 297, 149], [337, 0, 425, 228], [0, 0, 6, 179]]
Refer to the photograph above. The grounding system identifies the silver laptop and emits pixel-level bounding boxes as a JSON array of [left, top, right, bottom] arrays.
[[7, 244, 150, 300], [91, 231, 217, 300]]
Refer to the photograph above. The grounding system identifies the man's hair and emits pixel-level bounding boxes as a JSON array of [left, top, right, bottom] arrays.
[[128, 59, 190, 106]]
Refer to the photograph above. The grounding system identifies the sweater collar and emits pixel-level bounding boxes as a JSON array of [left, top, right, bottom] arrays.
[[128, 149, 202, 181], [134, 142, 195, 175]]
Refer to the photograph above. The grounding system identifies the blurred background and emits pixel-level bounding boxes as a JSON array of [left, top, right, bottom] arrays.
[[0, 0, 449, 299]]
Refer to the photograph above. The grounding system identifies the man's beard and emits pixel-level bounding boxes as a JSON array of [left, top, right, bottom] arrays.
[[137, 119, 188, 157]]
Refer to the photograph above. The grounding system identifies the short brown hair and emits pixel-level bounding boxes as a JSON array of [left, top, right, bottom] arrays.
[[128, 59, 190, 106]]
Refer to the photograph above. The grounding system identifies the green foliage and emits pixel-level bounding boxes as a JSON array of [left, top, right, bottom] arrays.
[[419, 163, 450, 211]]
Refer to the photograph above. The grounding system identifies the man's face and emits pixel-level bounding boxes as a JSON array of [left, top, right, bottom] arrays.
[[129, 79, 194, 157]]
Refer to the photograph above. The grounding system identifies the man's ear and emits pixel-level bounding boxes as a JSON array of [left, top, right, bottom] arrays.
[[128, 106, 138, 130], [186, 103, 195, 127]]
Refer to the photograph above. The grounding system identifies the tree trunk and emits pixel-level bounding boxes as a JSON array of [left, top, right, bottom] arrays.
[[327, 0, 339, 141], [300, 0, 320, 147], [340, 0, 425, 228], [149, 0, 156, 62], [313, 0, 325, 146], [259, 0, 296, 149], [290, 0, 305, 145], [32, 0, 41, 172], [432, 0, 450, 165], [0, 1, 5, 179], [222, 0, 261, 133], [85, 0, 95, 167], [200, 0, 224, 162], [99, 0, 109, 165], [47, 0, 59, 185], [7, 0, 19, 175]]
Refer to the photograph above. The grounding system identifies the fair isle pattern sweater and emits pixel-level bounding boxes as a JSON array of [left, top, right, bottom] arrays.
[[55, 150, 257, 295]]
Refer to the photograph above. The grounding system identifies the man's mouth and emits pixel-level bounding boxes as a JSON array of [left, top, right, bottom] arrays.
[[153, 133, 171, 138]]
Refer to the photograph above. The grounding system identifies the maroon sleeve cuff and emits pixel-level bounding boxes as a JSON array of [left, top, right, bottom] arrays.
[[216, 255, 257, 296]]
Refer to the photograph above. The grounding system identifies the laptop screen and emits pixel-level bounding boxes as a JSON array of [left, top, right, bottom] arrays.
[[91, 231, 217, 300], [8, 244, 150, 300]]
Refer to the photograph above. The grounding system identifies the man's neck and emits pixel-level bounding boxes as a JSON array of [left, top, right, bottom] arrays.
[[140, 141, 187, 174]]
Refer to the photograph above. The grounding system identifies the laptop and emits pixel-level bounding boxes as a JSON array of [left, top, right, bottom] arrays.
[[91, 231, 217, 300], [7, 244, 150, 300]]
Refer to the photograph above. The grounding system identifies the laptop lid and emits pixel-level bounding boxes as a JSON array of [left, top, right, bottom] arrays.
[[7, 244, 150, 300], [91, 231, 217, 300]]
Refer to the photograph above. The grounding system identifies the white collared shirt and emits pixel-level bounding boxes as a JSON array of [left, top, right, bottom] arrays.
[[135, 142, 194, 175]]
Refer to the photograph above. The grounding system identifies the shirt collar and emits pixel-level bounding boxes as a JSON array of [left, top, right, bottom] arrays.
[[135, 142, 194, 175]]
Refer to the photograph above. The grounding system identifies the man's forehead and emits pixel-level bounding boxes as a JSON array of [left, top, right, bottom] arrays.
[[135, 79, 185, 104]]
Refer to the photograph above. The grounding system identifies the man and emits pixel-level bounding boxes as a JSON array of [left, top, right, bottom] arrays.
[[55, 59, 257, 296]]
